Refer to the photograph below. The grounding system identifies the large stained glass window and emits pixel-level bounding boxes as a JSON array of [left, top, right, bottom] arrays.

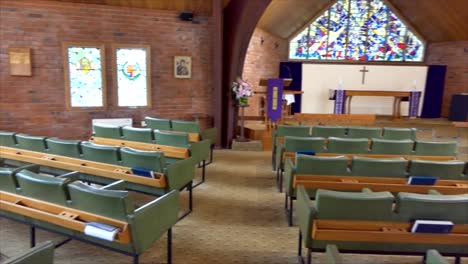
[[115, 45, 151, 107], [64, 43, 106, 108], [289, 0, 425, 62]]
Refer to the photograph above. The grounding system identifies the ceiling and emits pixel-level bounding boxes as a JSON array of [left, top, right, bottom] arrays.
[[52, 0, 232, 16], [257, 0, 468, 43]]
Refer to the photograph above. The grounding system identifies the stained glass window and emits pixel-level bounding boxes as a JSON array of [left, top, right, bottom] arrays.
[[115, 46, 151, 107], [289, 0, 425, 62], [65, 44, 105, 108]]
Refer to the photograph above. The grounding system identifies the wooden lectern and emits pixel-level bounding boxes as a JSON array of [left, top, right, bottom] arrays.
[[257, 78, 302, 128]]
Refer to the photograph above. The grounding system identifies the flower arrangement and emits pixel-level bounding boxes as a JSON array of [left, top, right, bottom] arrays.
[[231, 77, 253, 106]]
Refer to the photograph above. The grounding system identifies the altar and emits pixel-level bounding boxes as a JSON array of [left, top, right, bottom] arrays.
[[329, 90, 422, 119]]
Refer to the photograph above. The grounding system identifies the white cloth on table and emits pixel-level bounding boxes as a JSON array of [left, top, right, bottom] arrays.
[[283, 94, 295, 105]]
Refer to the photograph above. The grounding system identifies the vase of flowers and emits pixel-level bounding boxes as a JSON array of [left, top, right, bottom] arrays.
[[232, 77, 253, 106], [231, 77, 253, 142]]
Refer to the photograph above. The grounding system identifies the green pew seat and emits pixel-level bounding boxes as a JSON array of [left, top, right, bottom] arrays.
[[81, 142, 121, 165], [326, 137, 369, 154], [144, 117, 172, 131], [370, 138, 414, 155], [122, 126, 153, 143], [272, 125, 311, 170], [93, 124, 123, 140], [46, 137, 82, 159], [347, 127, 382, 139], [0, 131, 18, 148], [409, 160, 466, 180], [15, 134, 48, 153], [382, 127, 417, 140], [350, 156, 407, 177], [413, 140, 457, 156], [311, 126, 346, 138]]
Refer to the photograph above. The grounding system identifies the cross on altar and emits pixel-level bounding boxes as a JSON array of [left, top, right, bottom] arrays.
[[359, 66, 369, 84]]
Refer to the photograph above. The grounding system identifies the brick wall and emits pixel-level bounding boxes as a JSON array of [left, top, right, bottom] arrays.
[[426, 41, 468, 117], [242, 27, 288, 117], [0, 0, 213, 139]]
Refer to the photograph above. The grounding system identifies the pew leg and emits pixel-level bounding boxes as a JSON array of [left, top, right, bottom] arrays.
[[276, 169, 280, 191], [30, 226, 36, 247], [167, 228, 172, 264], [209, 144, 214, 164], [289, 197, 294, 227], [193, 160, 206, 188], [298, 230, 302, 257], [306, 249, 312, 264], [455, 256, 461, 264], [284, 193, 288, 210], [279, 169, 283, 193], [189, 181, 193, 212], [133, 255, 139, 264], [178, 181, 193, 221]]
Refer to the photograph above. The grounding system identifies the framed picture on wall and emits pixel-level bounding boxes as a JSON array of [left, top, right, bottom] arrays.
[[174, 56, 191, 79]]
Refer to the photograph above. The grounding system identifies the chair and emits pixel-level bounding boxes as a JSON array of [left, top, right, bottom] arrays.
[[144, 116, 172, 131], [81, 142, 121, 165], [276, 136, 326, 192], [272, 125, 311, 170], [0, 131, 17, 147], [347, 127, 382, 138], [93, 124, 122, 139], [382, 127, 417, 140], [0, 167, 18, 193], [46, 137, 82, 158], [154, 130, 189, 148], [413, 140, 457, 156], [2, 241, 55, 264], [120, 147, 166, 173], [350, 156, 407, 177], [171, 120, 200, 133], [122, 126, 153, 143], [311, 126, 346, 138], [15, 134, 48, 153], [15, 169, 78, 206], [408, 160, 466, 180], [370, 138, 414, 155], [326, 137, 369, 154], [284, 155, 350, 226]]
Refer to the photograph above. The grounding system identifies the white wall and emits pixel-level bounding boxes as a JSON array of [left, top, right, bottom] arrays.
[[301, 64, 428, 115]]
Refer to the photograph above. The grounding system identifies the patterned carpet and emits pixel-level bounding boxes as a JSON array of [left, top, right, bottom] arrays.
[[1, 125, 467, 263]]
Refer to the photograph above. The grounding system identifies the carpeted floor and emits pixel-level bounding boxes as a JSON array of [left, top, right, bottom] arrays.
[[1, 125, 467, 263]]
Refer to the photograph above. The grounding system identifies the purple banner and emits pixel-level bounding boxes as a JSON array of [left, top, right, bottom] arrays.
[[333, 89, 346, 114], [267, 78, 284, 122], [408, 91, 421, 118]]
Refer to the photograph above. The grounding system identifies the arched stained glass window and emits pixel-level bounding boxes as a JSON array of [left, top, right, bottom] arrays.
[[289, 0, 425, 62]]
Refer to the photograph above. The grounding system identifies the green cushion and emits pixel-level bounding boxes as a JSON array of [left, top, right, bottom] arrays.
[[122, 126, 153, 143], [347, 127, 382, 139], [67, 181, 134, 221], [312, 126, 346, 138], [370, 138, 414, 155], [15, 134, 47, 153], [0, 168, 17, 193], [315, 189, 394, 221], [171, 120, 201, 133], [81, 142, 121, 165], [93, 124, 122, 139], [409, 160, 466, 180], [395, 192, 468, 224], [46, 138, 82, 158], [296, 155, 350, 175], [426, 249, 449, 264], [0, 131, 17, 147], [382, 127, 417, 140], [144, 117, 172, 131], [351, 156, 407, 177], [120, 147, 166, 173], [16, 170, 68, 206], [327, 137, 369, 154], [154, 130, 189, 148], [413, 140, 457, 156], [276, 136, 326, 171]]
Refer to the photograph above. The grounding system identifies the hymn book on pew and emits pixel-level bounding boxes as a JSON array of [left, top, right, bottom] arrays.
[[296, 151, 316, 156], [84, 222, 120, 241], [407, 176, 438, 185], [411, 220, 454, 234], [131, 167, 155, 178]]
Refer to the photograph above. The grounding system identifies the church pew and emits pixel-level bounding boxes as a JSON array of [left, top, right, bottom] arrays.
[[296, 186, 468, 264], [293, 175, 468, 195], [1, 241, 55, 264], [293, 113, 376, 126], [90, 136, 189, 159], [284, 152, 457, 163]]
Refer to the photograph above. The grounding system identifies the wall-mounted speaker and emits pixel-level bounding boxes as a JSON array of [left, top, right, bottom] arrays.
[[179, 12, 193, 21]]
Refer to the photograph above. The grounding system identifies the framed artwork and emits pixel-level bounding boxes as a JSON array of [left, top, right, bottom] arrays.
[[8, 47, 32, 76], [113, 44, 151, 108], [63, 42, 106, 109], [174, 56, 191, 79]]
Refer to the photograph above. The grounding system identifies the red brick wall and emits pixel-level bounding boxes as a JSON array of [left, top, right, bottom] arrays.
[[426, 41, 468, 117], [242, 27, 288, 116], [0, 0, 213, 139]]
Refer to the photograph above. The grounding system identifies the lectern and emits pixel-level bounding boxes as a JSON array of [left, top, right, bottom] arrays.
[[257, 78, 302, 127]]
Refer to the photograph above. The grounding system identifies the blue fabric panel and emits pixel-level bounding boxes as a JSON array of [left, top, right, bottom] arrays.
[[279, 62, 302, 114], [421, 65, 446, 118]]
